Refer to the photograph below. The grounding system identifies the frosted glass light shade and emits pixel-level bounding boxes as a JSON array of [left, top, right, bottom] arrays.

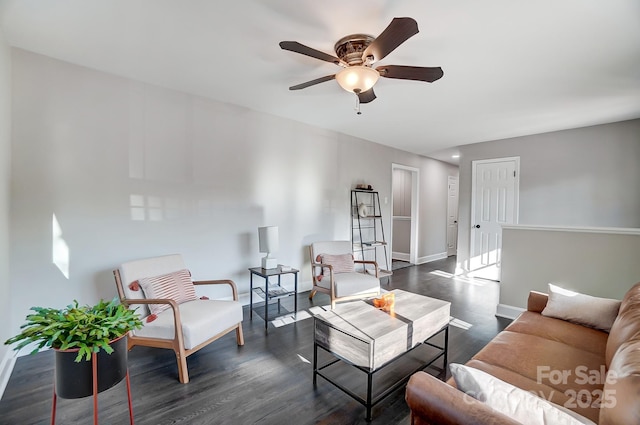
[[335, 66, 380, 93], [258, 226, 279, 269]]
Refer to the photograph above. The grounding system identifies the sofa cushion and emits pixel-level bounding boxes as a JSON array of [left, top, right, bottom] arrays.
[[133, 299, 242, 350], [505, 311, 608, 357], [472, 331, 606, 393], [450, 363, 596, 425], [470, 330, 606, 423], [606, 282, 640, 367], [542, 284, 621, 332], [138, 269, 198, 316]]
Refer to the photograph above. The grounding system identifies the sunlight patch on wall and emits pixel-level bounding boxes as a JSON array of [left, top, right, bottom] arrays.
[[130, 194, 185, 221], [130, 194, 164, 221], [130, 194, 146, 221], [52, 213, 70, 279], [146, 196, 163, 221]]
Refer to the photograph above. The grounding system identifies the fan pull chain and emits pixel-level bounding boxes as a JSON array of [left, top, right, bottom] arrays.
[[355, 93, 362, 115]]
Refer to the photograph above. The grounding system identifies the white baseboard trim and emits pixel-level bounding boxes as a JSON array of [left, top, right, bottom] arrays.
[[392, 252, 410, 262], [391, 251, 411, 261], [496, 304, 525, 320], [0, 350, 17, 400], [416, 252, 448, 265]]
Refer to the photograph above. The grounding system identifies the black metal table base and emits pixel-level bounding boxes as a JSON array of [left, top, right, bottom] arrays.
[[248, 267, 299, 330], [313, 325, 449, 422]]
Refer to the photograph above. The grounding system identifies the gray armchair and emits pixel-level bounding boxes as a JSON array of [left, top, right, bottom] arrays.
[[113, 254, 244, 383], [308, 241, 381, 308]]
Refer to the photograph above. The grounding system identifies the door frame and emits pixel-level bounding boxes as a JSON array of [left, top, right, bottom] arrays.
[[391, 163, 419, 265], [469, 157, 520, 278], [446, 175, 459, 257]]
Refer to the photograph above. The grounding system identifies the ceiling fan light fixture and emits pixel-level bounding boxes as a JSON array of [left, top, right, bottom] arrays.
[[335, 66, 380, 94]]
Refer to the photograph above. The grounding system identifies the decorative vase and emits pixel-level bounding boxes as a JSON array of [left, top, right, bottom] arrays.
[[358, 203, 369, 218], [54, 335, 128, 399]]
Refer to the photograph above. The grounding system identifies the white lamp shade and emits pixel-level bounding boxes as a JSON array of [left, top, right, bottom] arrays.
[[258, 226, 279, 254], [335, 66, 380, 93]]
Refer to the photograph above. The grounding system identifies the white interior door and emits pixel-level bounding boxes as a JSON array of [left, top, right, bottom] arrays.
[[470, 158, 519, 280], [447, 176, 459, 256]]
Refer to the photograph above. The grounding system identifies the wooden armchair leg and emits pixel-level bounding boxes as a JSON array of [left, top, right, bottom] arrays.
[[236, 325, 245, 346], [308, 290, 316, 300], [176, 352, 189, 384]]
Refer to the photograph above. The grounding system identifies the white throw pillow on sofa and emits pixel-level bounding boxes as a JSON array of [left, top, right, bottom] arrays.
[[449, 363, 596, 425], [541, 283, 621, 332]]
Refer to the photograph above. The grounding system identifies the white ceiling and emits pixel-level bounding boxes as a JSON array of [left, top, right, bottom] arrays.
[[2, 0, 640, 164]]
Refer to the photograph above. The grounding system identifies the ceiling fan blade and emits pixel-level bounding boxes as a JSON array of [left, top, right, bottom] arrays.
[[279, 41, 342, 65], [362, 17, 419, 63], [289, 74, 336, 90], [377, 65, 444, 83], [357, 88, 377, 104]]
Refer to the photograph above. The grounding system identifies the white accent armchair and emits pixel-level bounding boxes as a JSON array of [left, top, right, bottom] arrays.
[[113, 254, 244, 384], [309, 241, 381, 308]]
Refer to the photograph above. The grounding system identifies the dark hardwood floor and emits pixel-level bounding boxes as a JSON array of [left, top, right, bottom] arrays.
[[0, 256, 511, 425]]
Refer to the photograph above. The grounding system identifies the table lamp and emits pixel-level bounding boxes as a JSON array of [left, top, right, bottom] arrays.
[[258, 226, 279, 269]]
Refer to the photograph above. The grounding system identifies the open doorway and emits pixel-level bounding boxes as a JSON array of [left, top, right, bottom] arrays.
[[391, 164, 419, 268]]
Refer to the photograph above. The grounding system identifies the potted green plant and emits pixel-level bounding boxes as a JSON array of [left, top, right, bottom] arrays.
[[4, 297, 142, 398]]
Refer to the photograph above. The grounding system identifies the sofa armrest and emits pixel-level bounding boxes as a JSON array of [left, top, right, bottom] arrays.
[[405, 372, 521, 425], [527, 291, 549, 313]]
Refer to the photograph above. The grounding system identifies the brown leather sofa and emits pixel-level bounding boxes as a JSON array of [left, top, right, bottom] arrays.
[[405, 282, 640, 425]]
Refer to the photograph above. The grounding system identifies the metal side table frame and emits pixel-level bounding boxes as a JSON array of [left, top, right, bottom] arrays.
[[248, 266, 299, 330]]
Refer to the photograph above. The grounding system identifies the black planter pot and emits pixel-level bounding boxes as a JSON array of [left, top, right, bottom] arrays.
[[54, 335, 128, 399]]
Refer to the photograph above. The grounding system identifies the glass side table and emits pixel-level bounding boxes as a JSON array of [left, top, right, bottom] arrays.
[[248, 266, 299, 330]]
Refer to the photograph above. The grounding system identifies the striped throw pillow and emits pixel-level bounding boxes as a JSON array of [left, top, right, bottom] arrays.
[[138, 269, 198, 316], [319, 253, 355, 274]]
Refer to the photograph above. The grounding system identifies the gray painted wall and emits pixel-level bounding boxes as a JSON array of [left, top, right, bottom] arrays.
[[0, 26, 12, 367], [419, 160, 457, 261], [501, 226, 640, 310], [8, 49, 458, 338], [456, 120, 640, 274]]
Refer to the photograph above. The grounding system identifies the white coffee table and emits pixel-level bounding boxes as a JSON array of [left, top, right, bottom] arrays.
[[313, 289, 451, 421]]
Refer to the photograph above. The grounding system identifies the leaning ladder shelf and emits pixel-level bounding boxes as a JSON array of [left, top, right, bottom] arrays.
[[351, 189, 392, 278]]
